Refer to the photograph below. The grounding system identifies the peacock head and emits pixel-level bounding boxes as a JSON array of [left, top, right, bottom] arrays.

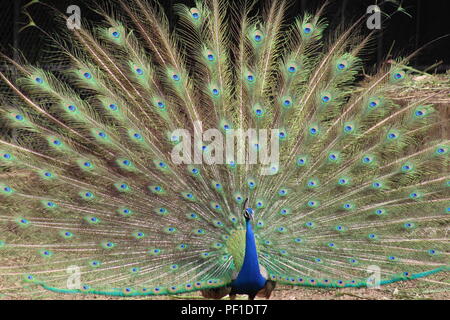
[[242, 198, 254, 221], [243, 207, 254, 221]]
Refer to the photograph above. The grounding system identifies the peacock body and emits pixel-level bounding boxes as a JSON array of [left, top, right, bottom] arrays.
[[0, 0, 449, 300]]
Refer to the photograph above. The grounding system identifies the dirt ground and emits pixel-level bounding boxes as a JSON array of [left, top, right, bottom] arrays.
[[1, 272, 448, 300]]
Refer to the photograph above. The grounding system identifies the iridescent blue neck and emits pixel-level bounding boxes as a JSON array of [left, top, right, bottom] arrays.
[[231, 219, 266, 294]]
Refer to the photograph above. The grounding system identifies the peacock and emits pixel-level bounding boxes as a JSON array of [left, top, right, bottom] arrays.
[[0, 0, 449, 300]]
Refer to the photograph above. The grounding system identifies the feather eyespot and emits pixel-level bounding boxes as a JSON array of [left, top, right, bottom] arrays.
[[309, 125, 319, 135], [296, 156, 309, 168], [190, 8, 200, 20], [157, 101, 164, 107], [302, 23, 314, 34], [368, 97, 381, 109], [372, 182, 382, 188], [321, 95, 331, 103], [391, 70, 406, 81], [283, 97, 292, 107], [414, 107, 428, 117], [402, 164, 413, 172], [362, 155, 374, 164], [252, 30, 263, 42], [343, 203, 353, 210], [328, 153, 338, 161]]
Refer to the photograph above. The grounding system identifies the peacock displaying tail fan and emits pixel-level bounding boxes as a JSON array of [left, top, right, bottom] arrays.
[[0, 0, 448, 300]]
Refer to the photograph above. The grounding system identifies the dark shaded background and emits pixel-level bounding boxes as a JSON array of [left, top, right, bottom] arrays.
[[0, 0, 449, 73]]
